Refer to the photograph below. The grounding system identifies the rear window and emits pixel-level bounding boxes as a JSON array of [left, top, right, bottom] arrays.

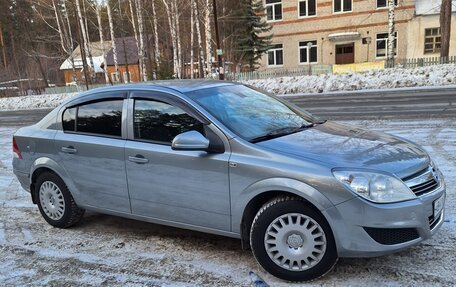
[[62, 100, 123, 137]]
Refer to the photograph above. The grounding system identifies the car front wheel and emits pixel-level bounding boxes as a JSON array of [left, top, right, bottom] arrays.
[[36, 172, 85, 228], [250, 196, 337, 281]]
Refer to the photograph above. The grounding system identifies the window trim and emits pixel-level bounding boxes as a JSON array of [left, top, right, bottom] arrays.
[[298, 0, 317, 19], [265, 0, 283, 23], [375, 31, 398, 59], [267, 44, 284, 67], [298, 40, 318, 64], [376, 0, 398, 10], [333, 0, 352, 14], [61, 98, 126, 139], [423, 27, 441, 54], [130, 98, 205, 146]]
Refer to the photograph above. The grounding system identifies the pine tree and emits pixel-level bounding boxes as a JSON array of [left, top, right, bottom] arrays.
[[235, 0, 272, 71]]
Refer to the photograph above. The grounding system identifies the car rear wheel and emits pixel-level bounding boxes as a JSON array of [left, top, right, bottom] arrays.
[[36, 172, 84, 228], [250, 196, 337, 282]]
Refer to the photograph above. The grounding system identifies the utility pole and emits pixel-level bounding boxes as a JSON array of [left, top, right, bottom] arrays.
[[440, 0, 452, 61], [212, 0, 224, 80]]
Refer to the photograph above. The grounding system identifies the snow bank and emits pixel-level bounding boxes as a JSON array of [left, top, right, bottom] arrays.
[[1, 64, 455, 111], [242, 64, 456, 94], [0, 92, 77, 111]]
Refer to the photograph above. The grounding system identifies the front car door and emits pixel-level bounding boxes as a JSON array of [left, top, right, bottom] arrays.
[[54, 93, 131, 213], [124, 91, 231, 231]]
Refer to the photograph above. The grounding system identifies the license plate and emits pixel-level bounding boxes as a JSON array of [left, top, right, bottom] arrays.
[[433, 195, 445, 217]]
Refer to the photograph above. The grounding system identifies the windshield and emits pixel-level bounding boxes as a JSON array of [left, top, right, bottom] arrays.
[[186, 85, 320, 142]]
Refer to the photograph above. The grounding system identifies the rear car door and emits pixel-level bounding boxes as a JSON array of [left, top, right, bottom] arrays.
[[124, 91, 231, 231], [54, 92, 130, 212]]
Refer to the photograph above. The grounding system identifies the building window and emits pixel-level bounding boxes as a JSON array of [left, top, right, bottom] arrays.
[[424, 28, 441, 54], [299, 0, 316, 17], [268, 44, 284, 66], [123, 71, 132, 83], [111, 72, 119, 83], [266, 0, 282, 22], [334, 0, 352, 13], [376, 32, 398, 58], [377, 0, 398, 8], [299, 41, 318, 63]]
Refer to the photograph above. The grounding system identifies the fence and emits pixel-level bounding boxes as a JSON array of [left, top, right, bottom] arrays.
[[226, 65, 333, 81], [43, 83, 113, 95], [397, 56, 456, 68]]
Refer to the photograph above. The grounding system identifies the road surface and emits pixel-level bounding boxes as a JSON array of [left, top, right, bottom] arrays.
[[1, 87, 454, 127]]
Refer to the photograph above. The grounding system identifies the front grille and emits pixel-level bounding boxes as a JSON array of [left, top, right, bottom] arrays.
[[410, 178, 439, 196], [404, 166, 440, 197], [364, 227, 420, 245]]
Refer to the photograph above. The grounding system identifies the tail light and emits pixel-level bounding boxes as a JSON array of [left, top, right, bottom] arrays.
[[13, 137, 22, 159]]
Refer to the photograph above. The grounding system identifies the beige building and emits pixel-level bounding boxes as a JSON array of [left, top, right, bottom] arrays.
[[260, 0, 456, 70]]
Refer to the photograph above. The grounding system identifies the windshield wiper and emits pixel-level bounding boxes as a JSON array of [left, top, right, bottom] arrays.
[[250, 123, 315, 143]]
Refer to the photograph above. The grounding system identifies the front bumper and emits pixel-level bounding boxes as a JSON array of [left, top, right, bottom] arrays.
[[322, 183, 446, 258]]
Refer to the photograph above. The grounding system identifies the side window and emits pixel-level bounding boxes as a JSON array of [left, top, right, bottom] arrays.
[[133, 99, 204, 144], [75, 100, 123, 137], [62, 107, 76, 132]]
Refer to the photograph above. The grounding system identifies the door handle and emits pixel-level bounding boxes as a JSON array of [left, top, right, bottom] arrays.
[[128, 155, 149, 164], [61, 146, 77, 154]]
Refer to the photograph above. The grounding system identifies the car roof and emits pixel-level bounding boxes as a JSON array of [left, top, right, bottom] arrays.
[[81, 80, 238, 95]]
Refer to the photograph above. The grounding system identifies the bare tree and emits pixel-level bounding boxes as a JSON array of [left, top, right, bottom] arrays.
[[151, 0, 160, 76], [172, 0, 182, 78], [107, 0, 119, 83], [94, 0, 109, 84], [76, 0, 95, 78], [162, 0, 179, 78], [190, 0, 195, 79], [204, 0, 213, 77], [136, 0, 147, 81], [440, 0, 452, 60], [194, 0, 205, 77], [387, 0, 395, 67]]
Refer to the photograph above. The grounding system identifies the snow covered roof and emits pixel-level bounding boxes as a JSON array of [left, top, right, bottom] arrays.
[[415, 0, 456, 15], [60, 41, 112, 72]]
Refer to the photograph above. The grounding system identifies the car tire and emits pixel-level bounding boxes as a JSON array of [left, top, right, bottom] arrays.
[[35, 171, 85, 228], [250, 196, 337, 282]]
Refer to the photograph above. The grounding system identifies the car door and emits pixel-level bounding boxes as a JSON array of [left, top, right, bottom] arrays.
[[54, 93, 131, 213], [124, 91, 231, 231]]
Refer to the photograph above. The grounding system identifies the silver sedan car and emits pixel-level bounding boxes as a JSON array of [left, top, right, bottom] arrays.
[[12, 81, 446, 281]]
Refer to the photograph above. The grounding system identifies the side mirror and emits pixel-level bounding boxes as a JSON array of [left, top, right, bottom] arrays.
[[171, 131, 210, 151]]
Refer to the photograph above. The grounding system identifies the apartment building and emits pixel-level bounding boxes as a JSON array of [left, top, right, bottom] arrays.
[[260, 0, 455, 70]]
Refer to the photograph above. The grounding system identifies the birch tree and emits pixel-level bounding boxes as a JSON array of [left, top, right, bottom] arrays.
[[387, 0, 395, 67], [76, 0, 95, 77], [107, 0, 119, 82], [136, 0, 148, 81], [204, 0, 213, 77], [94, 0, 109, 84], [190, 0, 195, 79], [162, 0, 179, 78], [172, 0, 182, 78], [193, 0, 205, 77], [151, 0, 160, 76]]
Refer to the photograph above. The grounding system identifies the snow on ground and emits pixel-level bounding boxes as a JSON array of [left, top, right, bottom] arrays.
[[242, 64, 456, 94], [1, 64, 456, 111], [0, 119, 455, 286]]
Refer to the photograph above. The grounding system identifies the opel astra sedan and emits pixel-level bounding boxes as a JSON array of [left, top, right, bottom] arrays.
[[12, 81, 446, 281]]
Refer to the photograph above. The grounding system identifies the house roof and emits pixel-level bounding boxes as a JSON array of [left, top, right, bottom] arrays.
[[105, 36, 140, 66], [60, 36, 141, 71]]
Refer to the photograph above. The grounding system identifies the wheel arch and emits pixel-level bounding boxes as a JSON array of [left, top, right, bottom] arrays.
[[235, 178, 334, 250]]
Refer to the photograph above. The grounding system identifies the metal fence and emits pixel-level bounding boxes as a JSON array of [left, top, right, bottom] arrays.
[[397, 56, 456, 68]]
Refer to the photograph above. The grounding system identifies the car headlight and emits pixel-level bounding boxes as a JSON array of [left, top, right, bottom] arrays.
[[332, 170, 416, 203]]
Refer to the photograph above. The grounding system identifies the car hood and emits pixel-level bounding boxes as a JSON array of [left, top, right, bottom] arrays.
[[256, 121, 429, 178]]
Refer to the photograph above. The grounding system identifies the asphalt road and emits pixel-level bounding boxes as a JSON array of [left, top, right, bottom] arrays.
[[0, 87, 455, 127]]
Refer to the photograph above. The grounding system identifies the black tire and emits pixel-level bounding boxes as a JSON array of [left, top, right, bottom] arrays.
[[35, 171, 85, 228], [250, 196, 337, 282]]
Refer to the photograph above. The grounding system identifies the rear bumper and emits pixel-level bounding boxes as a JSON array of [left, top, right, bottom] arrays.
[[13, 169, 30, 192], [323, 183, 446, 258]]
